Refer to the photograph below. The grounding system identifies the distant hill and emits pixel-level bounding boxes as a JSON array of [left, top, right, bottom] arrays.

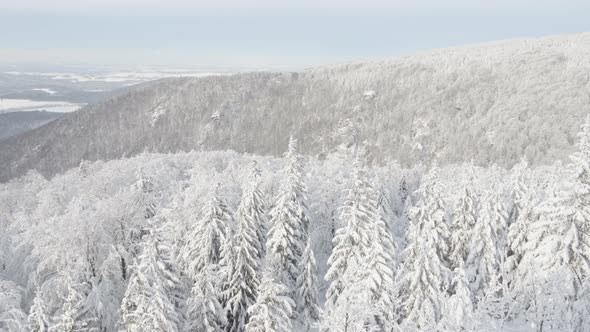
[[0, 111, 63, 142], [1, 33, 590, 182]]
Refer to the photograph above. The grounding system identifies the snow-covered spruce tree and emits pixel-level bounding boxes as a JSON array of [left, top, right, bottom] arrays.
[[117, 169, 159, 282], [225, 165, 266, 332], [181, 183, 232, 279], [513, 116, 590, 329], [399, 175, 410, 207], [506, 160, 532, 273], [186, 265, 226, 332], [465, 195, 508, 300], [295, 239, 320, 332], [441, 263, 474, 331], [133, 168, 157, 221], [324, 160, 375, 315], [363, 185, 398, 330], [120, 233, 181, 332], [49, 278, 87, 332], [219, 220, 237, 313], [473, 267, 516, 330], [508, 159, 529, 227], [397, 165, 451, 330], [324, 158, 396, 331], [449, 187, 478, 270], [267, 136, 310, 292], [28, 288, 50, 332], [239, 162, 267, 264], [244, 271, 295, 332], [506, 117, 590, 330]]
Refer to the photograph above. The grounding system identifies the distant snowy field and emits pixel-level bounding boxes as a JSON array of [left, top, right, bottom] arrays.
[[0, 69, 224, 114], [0, 98, 84, 114], [4, 70, 224, 85]]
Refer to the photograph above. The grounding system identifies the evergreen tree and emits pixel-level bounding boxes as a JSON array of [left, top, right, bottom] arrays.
[[324, 161, 375, 314], [465, 195, 508, 299], [398, 166, 451, 329], [28, 288, 50, 332], [226, 166, 266, 332], [295, 239, 320, 332], [134, 168, 156, 220], [267, 136, 310, 292], [120, 234, 181, 332], [117, 169, 159, 282], [324, 159, 396, 330], [399, 175, 410, 207], [442, 264, 474, 331], [181, 183, 232, 279], [506, 160, 531, 272], [449, 187, 478, 269], [186, 265, 226, 332], [220, 221, 237, 311], [240, 162, 267, 263], [508, 159, 529, 227], [511, 116, 590, 328], [244, 272, 295, 332], [49, 279, 85, 332], [363, 186, 398, 331]]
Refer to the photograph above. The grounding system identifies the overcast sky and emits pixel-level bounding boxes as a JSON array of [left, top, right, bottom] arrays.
[[1, 0, 590, 71]]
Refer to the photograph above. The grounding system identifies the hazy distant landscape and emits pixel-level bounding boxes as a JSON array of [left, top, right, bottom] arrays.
[[0, 67, 221, 141]]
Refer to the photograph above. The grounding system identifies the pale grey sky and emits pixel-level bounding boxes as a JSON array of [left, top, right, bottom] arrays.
[[1, 0, 589, 70]]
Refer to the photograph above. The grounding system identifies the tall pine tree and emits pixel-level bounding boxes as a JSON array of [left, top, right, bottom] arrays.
[[181, 183, 232, 279], [186, 265, 226, 332], [514, 115, 590, 329], [324, 158, 396, 330], [295, 239, 320, 332], [120, 233, 181, 332], [267, 136, 310, 293], [398, 166, 451, 329], [226, 165, 266, 332], [28, 288, 50, 332], [245, 271, 294, 332], [449, 187, 478, 269], [465, 195, 508, 300], [49, 278, 87, 332]]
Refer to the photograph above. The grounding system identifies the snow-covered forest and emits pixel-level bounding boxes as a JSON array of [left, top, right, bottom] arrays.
[[3, 33, 590, 183], [2, 113, 590, 331]]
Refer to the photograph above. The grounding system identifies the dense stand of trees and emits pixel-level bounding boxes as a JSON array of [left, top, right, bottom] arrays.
[[2, 118, 590, 331]]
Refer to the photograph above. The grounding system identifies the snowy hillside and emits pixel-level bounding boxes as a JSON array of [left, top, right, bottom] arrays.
[[0, 111, 63, 141], [1, 33, 590, 181]]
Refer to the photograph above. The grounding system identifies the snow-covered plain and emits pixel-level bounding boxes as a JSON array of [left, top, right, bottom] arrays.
[[31, 88, 57, 95], [5, 70, 224, 84], [0, 98, 84, 114]]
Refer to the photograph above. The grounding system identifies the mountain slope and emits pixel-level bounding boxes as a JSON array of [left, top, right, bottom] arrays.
[[0, 111, 63, 141], [1, 33, 590, 182]]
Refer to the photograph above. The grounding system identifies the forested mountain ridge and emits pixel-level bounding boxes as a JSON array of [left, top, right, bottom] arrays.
[[0, 111, 63, 141], [2, 32, 590, 182]]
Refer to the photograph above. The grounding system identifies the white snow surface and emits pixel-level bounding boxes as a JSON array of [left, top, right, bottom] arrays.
[[31, 88, 57, 95], [0, 98, 84, 114], [5, 70, 225, 84]]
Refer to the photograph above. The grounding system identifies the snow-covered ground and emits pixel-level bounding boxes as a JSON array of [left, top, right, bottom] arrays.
[[31, 88, 57, 95], [4, 70, 224, 84], [0, 98, 84, 113]]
